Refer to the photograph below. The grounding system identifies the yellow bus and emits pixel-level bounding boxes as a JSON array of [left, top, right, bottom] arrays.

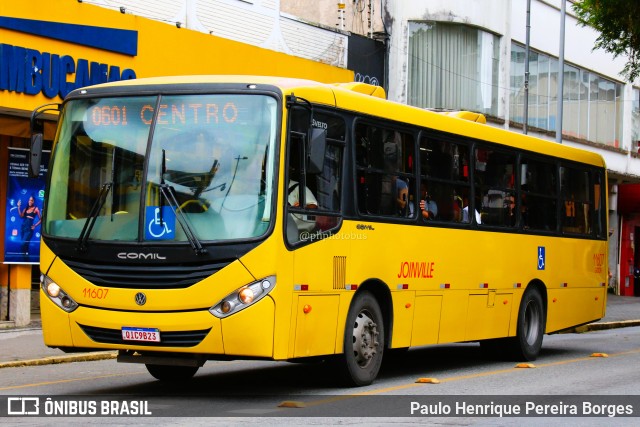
[[31, 75, 608, 386]]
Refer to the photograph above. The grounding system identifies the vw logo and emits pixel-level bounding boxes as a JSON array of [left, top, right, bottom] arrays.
[[135, 292, 147, 306]]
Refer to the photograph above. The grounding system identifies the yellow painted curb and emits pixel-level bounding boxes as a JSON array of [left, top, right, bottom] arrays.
[[0, 351, 117, 369]]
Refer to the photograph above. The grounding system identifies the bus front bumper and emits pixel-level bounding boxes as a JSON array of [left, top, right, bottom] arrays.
[[40, 289, 275, 359]]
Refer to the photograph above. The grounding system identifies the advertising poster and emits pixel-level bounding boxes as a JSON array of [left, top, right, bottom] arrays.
[[4, 148, 49, 264]]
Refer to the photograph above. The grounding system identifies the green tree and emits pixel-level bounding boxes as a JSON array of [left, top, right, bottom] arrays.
[[572, 0, 640, 81]]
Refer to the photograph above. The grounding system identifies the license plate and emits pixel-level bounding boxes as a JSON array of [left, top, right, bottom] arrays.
[[122, 327, 160, 342]]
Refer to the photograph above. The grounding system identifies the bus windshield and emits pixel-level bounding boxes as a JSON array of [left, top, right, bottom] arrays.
[[45, 94, 278, 244]]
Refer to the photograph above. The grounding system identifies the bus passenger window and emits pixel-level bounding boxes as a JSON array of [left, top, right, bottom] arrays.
[[560, 166, 591, 235], [419, 137, 471, 224], [520, 157, 557, 232], [474, 147, 516, 227], [593, 171, 606, 238], [355, 123, 415, 218]]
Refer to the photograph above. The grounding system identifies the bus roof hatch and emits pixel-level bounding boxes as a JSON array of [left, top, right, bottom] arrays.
[[333, 82, 386, 99], [440, 110, 487, 124]]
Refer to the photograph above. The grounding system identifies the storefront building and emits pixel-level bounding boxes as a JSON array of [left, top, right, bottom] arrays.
[[0, 0, 354, 326]]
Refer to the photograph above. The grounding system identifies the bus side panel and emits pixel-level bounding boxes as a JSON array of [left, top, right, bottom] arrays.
[[437, 290, 469, 344], [546, 287, 607, 333], [292, 295, 339, 357], [390, 290, 415, 348], [410, 294, 442, 347], [465, 292, 513, 340]]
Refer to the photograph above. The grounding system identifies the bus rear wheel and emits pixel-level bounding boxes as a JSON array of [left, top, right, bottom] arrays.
[[145, 364, 199, 382], [340, 291, 385, 386], [512, 287, 545, 360], [480, 287, 545, 361]]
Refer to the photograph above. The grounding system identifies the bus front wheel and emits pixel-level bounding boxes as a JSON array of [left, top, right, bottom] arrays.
[[145, 364, 199, 382], [340, 291, 385, 386]]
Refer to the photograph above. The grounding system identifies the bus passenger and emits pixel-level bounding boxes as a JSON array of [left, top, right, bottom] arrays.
[[419, 182, 438, 220], [395, 177, 409, 216], [453, 195, 463, 222], [462, 198, 481, 224], [288, 180, 318, 234]]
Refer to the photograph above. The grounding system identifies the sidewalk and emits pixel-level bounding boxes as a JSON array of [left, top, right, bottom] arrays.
[[0, 293, 639, 369]]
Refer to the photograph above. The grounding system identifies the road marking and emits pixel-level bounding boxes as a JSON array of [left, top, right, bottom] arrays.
[[0, 372, 141, 391], [292, 347, 640, 408]]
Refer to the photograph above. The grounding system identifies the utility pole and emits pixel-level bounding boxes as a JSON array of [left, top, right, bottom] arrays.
[[524, 0, 531, 134], [556, 0, 566, 143]]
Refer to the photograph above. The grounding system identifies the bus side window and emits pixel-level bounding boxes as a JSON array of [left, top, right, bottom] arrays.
[[356, 123, 415, 218], [561, 166, 591, 235], [420, 137, 471, 223], [593, 171, 606, 238], [521, 157, 557, 232], [475, 148, 516, 227]]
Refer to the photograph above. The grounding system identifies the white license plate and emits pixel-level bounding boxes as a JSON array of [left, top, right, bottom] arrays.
[[121, 327, 160, 342]]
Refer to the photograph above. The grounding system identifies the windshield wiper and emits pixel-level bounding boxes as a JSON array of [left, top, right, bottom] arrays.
[[159, 149, 207, 255], [76, 182, 112, 252]]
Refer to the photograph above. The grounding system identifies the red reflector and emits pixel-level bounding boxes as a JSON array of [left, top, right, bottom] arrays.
[[301, 284, 309, 291]]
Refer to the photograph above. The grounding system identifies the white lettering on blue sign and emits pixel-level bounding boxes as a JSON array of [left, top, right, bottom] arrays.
[[537, 246, 545, 270]]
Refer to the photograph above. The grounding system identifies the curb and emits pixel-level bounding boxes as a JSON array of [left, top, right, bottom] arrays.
[[569, 320, 640, 334], [0, 351, 117, 369]]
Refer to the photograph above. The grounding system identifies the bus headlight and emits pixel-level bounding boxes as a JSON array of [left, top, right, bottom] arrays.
[[41, 274, 79, 313], [209, 275, 275, 318]]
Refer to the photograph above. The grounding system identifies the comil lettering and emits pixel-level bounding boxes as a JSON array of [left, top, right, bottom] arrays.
[[397, 261, 435, 279], [0, 43, 136, 99], [117, 252, 166, 260]]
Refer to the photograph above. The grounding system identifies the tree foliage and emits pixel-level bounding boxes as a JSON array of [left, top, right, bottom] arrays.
[[572, 0, 640, 82]]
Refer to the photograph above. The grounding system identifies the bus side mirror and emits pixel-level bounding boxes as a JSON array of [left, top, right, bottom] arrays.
[[307, 127, 326, 175], [29, 133, 43, 178]]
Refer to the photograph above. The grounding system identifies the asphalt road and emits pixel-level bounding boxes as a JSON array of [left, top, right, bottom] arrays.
[[0, 326, 639, 425]]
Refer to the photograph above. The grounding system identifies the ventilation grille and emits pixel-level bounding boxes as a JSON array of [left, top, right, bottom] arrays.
[[333, 255, 346, 290], [63, 258, 232, 289], [78, 324, 211, 348]]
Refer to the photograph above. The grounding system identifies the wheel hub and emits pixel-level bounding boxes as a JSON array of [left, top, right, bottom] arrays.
[[352, 311, 379, 368]]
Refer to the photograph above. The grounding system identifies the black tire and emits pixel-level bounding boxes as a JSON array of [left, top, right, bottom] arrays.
[[511, 287, 546, 361], [480, 287, 545, 361], [145, 364, 199, 382], [340, 291, 385, 386]]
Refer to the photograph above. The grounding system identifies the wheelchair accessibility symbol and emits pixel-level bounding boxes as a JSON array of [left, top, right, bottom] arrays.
[[145, 206, 175, 240], [537, 246, 545, 270]]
